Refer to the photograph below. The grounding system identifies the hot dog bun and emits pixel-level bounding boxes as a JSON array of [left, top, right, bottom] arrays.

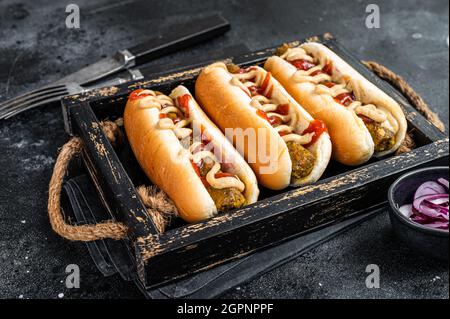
[[195, 63, 332, 189], [171, 86, 259, 204], [265, 42, 407, 165], [124, 85, 259, 223], [266, 55, 374, 165]]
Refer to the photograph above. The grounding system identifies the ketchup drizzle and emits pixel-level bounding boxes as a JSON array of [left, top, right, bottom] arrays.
[[256, 109, 269, 121], [275, 103, 290, 115], [176, 94, 191, 118], [302, 119, 328, 147], [129, 88, 152, 100], [290, 59, 316, 71], [334, 93, 355, 106], [214, 172, 234, 179]]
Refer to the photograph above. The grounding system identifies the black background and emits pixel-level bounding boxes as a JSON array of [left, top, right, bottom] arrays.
[[0, 0, 448, 299]]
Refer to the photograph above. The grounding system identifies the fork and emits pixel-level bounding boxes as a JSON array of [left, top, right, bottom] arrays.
[[0, 69, 144, 120], [0, 42, 249, 120], [0, 67, 148, 119], [0, 83, 85, 119]]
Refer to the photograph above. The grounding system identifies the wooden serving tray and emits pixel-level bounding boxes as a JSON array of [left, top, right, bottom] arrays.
[[61, 34, 449, 288]]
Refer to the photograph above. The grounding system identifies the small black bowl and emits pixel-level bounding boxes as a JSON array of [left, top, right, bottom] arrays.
[[388, 166, 449, 261]]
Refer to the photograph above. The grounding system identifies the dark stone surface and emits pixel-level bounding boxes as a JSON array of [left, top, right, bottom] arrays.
[[0, 0, 448, 299]]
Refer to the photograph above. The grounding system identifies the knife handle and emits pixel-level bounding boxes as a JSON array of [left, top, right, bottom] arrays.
[[137, 43, 250, 78], [126, 14, 230, 67]]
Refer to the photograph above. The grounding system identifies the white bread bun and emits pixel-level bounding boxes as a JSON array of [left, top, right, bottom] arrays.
[[265, 42, 407, 165], [301, 42, 407, 158], [170, 86, 259, 204], [265, 68, 332, 186], [195, 63, 332, 189], [124, 86, 259, 223], [265, 56, 374, 166]]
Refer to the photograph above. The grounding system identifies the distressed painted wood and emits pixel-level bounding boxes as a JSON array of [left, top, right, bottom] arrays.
[[70, 102, 160, 238]]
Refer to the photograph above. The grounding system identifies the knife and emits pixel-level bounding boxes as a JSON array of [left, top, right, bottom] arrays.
[[87, 43, 251, 89], [54, 14, 230, 86], [0, 14, 230, 119]]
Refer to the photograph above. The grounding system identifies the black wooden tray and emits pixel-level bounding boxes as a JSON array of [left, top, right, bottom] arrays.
[[60, 174, 384, 298], [61, 34, 449, 289]]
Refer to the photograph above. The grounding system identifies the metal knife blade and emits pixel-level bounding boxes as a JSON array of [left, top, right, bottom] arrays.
[[52, 51, 132, 87], [84, 43, 251, 90]]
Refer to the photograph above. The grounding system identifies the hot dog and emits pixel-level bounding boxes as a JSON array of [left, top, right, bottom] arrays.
[[264, 42, 407, 165], [124, 85, 259, 223], [195, 62, 332, 190]]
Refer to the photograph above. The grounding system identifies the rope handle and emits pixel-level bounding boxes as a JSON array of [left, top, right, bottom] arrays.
[[363, 61, 445, 132], [48, 61, 444, 242], [47, 137, 128, 241]]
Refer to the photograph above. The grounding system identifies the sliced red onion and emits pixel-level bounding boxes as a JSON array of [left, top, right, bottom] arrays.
[[398, 178, 449, 231], [399, 204, 413, 218], [425, 196, 449, 206], [414, 181, 446, 199], [413, 194, 449, 219], [437, 178, 449, 190], [423, 200, 449, 214]]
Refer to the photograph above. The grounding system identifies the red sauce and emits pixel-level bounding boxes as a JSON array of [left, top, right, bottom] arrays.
[[260, 72, 271, 95], [307, 62, 333, 77], [309, 70, 323, 77], [290, 59, 333, 78], [129, 88, 152, 100], [256, 109, 269, 122], [190, 160, 208, 186], [278, 131, 290, 137], [248, 77, 273, 98], [238, 71, 273, 98], [269, 116, 282, 126], [334, 92, 355, 106], [322, 61, 333, 76], [265, 85, 274, 98], [176, 94, 191, 118], [258, 104, 288, 127], [324, 82, 335, 88], [290, 59, 316, 71], [214, 172, 235, 179], [302, 119, 328, 147], [275, 103, 290, 115], [191, 160, 201, 176], [159, 112, 182, 124]]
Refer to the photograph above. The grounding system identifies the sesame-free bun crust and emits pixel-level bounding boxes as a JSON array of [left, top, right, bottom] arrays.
[[171, 86, 259, 204], [124, 86, 259, 223], [195, 63, 332, 189], [265, 42, 407, 165]]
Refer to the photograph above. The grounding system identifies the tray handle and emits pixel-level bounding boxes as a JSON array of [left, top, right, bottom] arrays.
[[48, 136, 128, 241], [363, 60, 445, 133]]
